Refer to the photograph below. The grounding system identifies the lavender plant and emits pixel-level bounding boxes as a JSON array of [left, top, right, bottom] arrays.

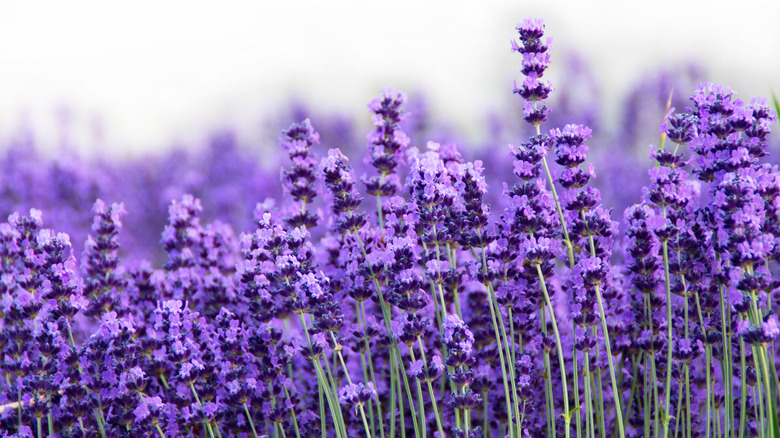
[[0, 17, 777, 438]]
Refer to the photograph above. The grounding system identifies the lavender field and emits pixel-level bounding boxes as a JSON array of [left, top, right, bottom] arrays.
[[1, 16, 779, 438]]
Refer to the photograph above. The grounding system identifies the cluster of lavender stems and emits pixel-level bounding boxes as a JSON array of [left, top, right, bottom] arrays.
[[0, 17, 779, 438]]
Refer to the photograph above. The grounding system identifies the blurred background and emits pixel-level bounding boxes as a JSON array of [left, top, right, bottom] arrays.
[[0, 0, 778, 261], [0, 0, 778, 156]]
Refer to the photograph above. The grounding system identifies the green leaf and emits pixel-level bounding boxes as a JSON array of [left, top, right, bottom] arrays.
[[560, 405, 582, 422], [772, 91, 780, 130]]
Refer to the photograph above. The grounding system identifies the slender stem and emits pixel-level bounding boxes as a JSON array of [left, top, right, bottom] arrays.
[[16, 387, 21, 428], [536, 263, 571, 438], [44, 409, 52, 438], [319, 385, 326, 438], [359, 405, 373, 438], [354, 232, 420, 436], [426, 380, 446, 437], [541, 308, 555, 438], [739, 330, 747, 438], [94, 407, 108, 438], [540, 155, 575, 265], [591, 284, 625, 438], [156, 423, 167, 438], [575, 207, 624, 438], [361, 302, 385, 438], [376, 172, 386, 229], [644, 354, 651, 438], [715, 258, 732, 438], [189, 384, 216, 438], [591, 342, 607, 438], [389, 353, 397, 438], [573, 329, 583, 438], [283, 387, 302, 438], [297, 314, 345, 438], [685, 364, 691, 438], [646, 293, 660, 438], [396, 353, 422, 438], [683, 281, 691, 438], [673, 381, 683, 438], [398, 359, 407, 438], [584, 351, 596, 438], [485, 280, 516, 438], [323, 352, 349, 436], [753, 383, 763, 438], [312, 361, 345, 438], [692, 289, 712, 438], [482, 389, 489, 438], [661, 238, 673, 438], [408, 349, 427, 438], [356, 302, 377, 438], [715, 406, 723, 438], [622, 353, 641, 433]]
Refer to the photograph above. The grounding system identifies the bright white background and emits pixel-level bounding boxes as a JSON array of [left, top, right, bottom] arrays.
[[0, 0, 777, 157]]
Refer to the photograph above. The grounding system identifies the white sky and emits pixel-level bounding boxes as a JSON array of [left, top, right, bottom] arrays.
[[0, 0, 778, 157]]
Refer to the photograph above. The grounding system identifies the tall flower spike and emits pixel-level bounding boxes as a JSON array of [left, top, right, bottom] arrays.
[[83, 199, 127, 318], [364, 88, 410, 200], [364, 88, 411, 233], [281, 118, 321, 229], [160, 194, 204, 303], [321, 148, 367, 234], [512, 18, 553, 126]]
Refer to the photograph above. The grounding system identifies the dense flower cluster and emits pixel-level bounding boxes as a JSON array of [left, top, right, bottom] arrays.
[[0, 17, 778, 438]]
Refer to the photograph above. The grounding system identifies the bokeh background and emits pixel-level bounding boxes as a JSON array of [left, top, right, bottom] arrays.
[[0, 0, 778, 261], [0, 0, 778, 155]]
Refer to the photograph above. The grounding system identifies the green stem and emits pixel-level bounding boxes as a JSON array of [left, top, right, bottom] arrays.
[[685, 364, 691, 438], [297, 314, 345, 438], [739, 331, 747, 438], [646, 293, 660, 438], [540, 155, 575, 265], [578, 208, 624, 438], [408, 349, 427, 438], [425, 380, 446, 437], [715, 259, 732, 438], [593, 285, 625, 437], [322, 352, 349, 437], [692, 289, 712, 438], [319, 385, 326, 438], [94, 407, 108, 438], [354, 232, 420, 436], [482, 390, 489, 438], [313, 361, 345, 438], [584, 351, 596, 438], [356, 303, 377, 438], [573, 326, 582, 438], [47, 410, 54, 437], [481, 245, 519, 437], [591, 342, 607, 438], [661, 239, 673, 438], [389, 353, 397, 438], [536, 263, 571, 438], [189, 384, 215, 438], [673, 381, 683, 438], [621, 353, 641, 433], [542, 308, 555, 438], [359, 405, 373, 438], [643, 354, 651, 438], [283, 387, 302, 438], [485, 280, 515, 438]]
